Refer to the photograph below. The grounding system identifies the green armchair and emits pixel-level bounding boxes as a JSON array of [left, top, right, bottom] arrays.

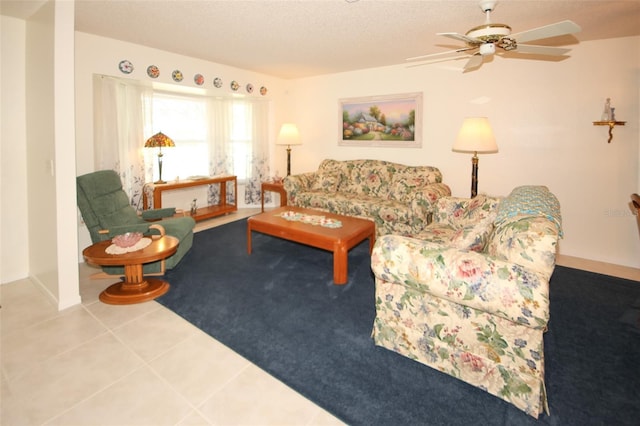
[[77, 170, 195, 275]]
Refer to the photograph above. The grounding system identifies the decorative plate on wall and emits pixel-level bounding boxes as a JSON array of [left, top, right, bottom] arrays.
[[172, 70, 184, 82], [118, 60, 134, 74], [260, 86, 268, 96], [213, 77, 223, 88], [194, 74, 204, 86], [147, 65, 160, 78], [230, 80, 240, 91], [246, 83, 254, 93]]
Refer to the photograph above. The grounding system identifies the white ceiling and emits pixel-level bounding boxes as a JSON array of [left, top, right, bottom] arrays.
[[2, 0, 639, 79]]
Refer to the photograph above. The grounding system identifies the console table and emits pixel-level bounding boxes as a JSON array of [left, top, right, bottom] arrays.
[[143, 176, 237, 222]]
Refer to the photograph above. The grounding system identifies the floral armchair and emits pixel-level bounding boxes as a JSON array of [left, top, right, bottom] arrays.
[[370, 187, 563, 418]]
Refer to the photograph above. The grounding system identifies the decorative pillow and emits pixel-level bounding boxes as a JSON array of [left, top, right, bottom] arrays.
[[449, 215, 496, 252], [311, 170, 341, 192]]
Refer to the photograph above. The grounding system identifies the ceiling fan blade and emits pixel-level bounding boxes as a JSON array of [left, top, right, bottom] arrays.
[[512, 44, 571, 56], [463, 54, 484, 71], [437, 32, 483, 45], [406, 46, 477, 62], [405, 55, 471, 68], [511, 20, 581, 44]]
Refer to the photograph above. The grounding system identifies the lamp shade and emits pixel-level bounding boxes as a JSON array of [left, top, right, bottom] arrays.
[[144, 132, 175, 148], [276, 123, 302, 146], [452, 117, 498, 153]]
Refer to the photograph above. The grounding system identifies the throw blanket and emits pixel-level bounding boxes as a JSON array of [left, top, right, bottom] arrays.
[[496, 185, 563, 236]]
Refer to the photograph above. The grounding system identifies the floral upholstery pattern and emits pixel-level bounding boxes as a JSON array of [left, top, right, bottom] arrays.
[[283, 159, 451, 236], [413, 195, 501, 251], [370, 186, 562, 418]]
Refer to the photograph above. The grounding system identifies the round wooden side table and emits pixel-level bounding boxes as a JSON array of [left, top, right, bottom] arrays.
[[83, 235, 179, 305]]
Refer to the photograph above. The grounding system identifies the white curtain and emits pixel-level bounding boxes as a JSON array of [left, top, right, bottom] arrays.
[[207, 97, 234, 205], [93, 75, 152, 210], [246, 100, 271, 205], [94, 76, 271, 209], [206, 97, 270, 206]]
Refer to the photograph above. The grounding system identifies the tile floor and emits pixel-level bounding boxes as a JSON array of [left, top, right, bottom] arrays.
[[1, 209, 345, 426]]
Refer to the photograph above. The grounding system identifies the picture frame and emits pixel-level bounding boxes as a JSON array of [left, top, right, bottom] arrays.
[[339, 92, 422, 148]]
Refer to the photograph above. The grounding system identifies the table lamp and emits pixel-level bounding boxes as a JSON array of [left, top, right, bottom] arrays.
[[144, 132, 175, 184], [276, 123, 302, 176], [452, 117, 498, 198]]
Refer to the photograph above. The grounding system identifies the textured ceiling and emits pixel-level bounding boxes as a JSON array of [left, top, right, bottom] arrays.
[[2, 0, 639, 79]]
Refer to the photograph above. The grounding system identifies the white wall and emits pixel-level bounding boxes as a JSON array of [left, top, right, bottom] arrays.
[[23, 0, 80, 308], [1, 2, 80, 309], [52, 0, 80, 308], [1, 16, 29, 283], [287, 36, 640, 268], [24, 0, 57, 299]]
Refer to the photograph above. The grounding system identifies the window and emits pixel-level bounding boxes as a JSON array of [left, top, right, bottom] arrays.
[[146, 93, 257, 183], [148, 93, 209, 181], [229, 101, 252, 181]]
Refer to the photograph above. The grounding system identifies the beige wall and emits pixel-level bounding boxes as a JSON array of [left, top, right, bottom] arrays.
[[286, 36, 640, 268], [73, 33, 639, 268]]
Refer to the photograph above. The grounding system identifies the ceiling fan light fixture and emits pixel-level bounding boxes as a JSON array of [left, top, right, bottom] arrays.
[[479, 43, 496, 56], [465, 23, 511, 43]]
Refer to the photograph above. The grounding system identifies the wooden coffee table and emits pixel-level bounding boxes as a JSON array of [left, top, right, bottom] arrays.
[[247, 206, 375, 285], [83, 235, 179, 305]]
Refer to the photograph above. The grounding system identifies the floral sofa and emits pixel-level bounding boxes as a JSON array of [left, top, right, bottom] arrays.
[[283, 159, 451, 236], [370, 186, 563, 418]]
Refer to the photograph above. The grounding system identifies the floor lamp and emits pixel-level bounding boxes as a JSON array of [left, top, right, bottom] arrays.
[[144, 132, 175, 184], [452, 117, 498, 198], [276, 123, 302, 176]]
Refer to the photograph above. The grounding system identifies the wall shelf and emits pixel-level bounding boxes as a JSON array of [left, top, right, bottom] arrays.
[[593, 121, 626, 143]]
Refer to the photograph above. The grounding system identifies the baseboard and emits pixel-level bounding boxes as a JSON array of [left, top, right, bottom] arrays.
[[557, 254, 640, 282]]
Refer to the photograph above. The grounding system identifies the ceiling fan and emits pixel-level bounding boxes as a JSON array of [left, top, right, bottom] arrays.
[[407, 0, 581, 71]]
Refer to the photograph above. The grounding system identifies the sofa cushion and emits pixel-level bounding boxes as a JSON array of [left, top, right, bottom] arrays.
[[311, 159, 345, 191], [388, 175, 431, 200], [311, 170, 342, 191], [340, 159, 393, 198]]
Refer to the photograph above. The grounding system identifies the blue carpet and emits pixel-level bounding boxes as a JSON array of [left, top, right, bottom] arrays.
[[158, 218, 640, 425]]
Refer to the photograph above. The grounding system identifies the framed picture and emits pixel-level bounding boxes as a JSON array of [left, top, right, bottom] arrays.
[[339, 92, 422, 148]]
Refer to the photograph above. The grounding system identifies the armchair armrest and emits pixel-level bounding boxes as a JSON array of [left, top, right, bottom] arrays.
[[371, 235, 550, 329], [141, 207, 176, 221]]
